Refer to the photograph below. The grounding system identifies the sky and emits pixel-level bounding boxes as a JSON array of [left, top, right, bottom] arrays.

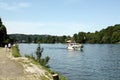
[[0, 0, 120, 36]]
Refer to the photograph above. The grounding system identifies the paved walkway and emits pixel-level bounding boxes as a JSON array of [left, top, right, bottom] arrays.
[[0, 48, 52, 80]]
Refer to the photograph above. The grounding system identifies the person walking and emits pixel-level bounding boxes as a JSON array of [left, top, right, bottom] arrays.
[[5, 44, 7, 52], [8, 43, 11, 52]]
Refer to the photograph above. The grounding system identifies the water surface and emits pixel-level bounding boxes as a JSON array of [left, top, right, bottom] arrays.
[[18, 44, 120, 80]]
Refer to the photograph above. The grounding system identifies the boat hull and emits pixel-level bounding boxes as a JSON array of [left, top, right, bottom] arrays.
[[67, 44, 83, 50]]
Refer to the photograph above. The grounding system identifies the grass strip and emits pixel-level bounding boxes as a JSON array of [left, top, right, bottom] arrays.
[[12, 44, 21, 57]]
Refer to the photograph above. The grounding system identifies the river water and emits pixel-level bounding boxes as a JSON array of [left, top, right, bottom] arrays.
[[18, 43, 120, 80]]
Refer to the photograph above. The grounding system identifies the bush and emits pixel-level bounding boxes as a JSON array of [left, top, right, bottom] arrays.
[[36, 44, 50, 67]]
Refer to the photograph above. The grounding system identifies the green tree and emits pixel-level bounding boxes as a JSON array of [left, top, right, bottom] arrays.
[[77, 32, 85, 43], [111, 32, 120, 43], [0, 18, 7, 46], [27, 36, 32, 43], [36, 44, 50, 66], [34, 37, 37, 43], [36, 44, 43, 62], [73, 33, 78, 42]]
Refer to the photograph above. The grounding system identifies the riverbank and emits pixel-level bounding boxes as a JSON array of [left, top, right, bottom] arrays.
[[0, 47, 53, 80]]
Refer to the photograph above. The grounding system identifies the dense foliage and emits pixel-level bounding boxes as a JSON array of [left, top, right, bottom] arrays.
[[9, 24, 120, 44], [73, 24, 120, 43], [0, 18, 12, 47], [9, 34, 71, 43]]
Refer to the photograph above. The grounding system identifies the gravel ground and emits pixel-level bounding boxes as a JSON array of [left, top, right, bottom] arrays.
[[0, 48, 52, 80]]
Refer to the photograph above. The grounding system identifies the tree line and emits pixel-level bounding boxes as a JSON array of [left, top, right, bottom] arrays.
[[1, 17, 120, 44], [73, 24, 120, 44], [9, 24, 120, 44], [9, 34, 71, 43]]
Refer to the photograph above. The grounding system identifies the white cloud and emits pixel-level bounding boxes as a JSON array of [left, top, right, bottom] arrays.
[[0, 1, 30, 10]]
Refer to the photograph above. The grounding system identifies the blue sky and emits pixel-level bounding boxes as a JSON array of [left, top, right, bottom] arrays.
[[0, 0, 120, 36]]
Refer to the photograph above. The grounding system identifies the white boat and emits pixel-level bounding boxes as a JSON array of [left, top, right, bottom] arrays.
[[66, 40, 83, 50]]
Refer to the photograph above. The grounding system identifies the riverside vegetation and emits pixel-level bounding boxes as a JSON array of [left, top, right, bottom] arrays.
[[12, 45, 21, 57]]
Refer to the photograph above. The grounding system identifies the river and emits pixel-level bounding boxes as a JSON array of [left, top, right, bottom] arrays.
[[18, 43, 120, 80]]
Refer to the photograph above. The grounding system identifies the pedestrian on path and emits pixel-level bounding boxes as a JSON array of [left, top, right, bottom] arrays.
[[5, 44, 7, 52], [8, 43, 11, 52]]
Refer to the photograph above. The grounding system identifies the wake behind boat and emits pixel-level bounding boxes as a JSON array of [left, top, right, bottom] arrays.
[[66, 40, 83, 50]]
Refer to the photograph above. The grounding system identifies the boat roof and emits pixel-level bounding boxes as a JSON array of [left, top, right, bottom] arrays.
[[66, 40, 76, 43], [66, 40, 72, 43]]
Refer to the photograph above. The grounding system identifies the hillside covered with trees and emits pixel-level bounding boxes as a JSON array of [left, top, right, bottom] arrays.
[[0, 18, 13, 47], [73, 24, 120, 44], [9, 24, 120, 44]]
